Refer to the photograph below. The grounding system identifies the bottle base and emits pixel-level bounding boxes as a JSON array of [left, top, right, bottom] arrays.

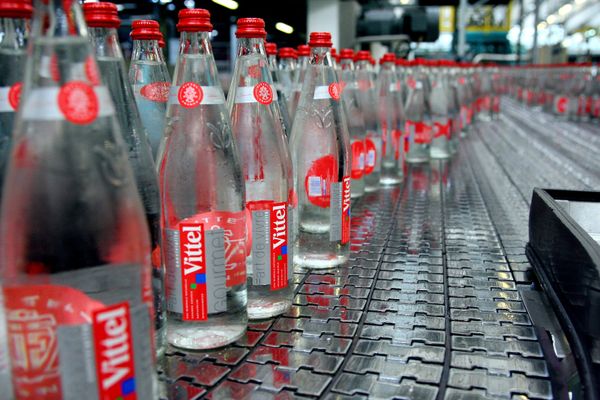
[[248, 297, 292, 319], [430, 150, 451, 159], [167, 312, 247, 350], [406, 156, 430, 163], [294, 251, 349, 269]]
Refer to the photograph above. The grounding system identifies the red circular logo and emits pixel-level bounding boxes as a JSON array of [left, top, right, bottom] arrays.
[[8, 82, 22, 111], [328, 83, 340, 101], [253, 82, 273, 105], [305, 154, 337, 208], [57, 81, 99, 125], [178, 82, 203, 108], [556, 97, 568, 114], [85, 56, 101, 86], [141, 82, 171, 103]]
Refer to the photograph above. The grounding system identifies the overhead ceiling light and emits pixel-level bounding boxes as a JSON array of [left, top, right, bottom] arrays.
[[575, 0, 586, 5], [546, 14, 557, 24], [400, 0, 411, 4], [537, 21, 547, 30], [275, 22, 294, 34], [558, 3, 572, 16], [211, 0, 239, 10], [159, 0, 172, 4]]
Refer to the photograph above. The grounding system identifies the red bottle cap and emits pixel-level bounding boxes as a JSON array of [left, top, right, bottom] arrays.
[[354, 50, 370, 62], [308, 32, 332, 48], [339, 48, 354, 60], [82, 2, 120, 29], [0, 0, 33, 19], [380, 53, 396, 64], [130, 20, 161, 41], [369, 56, 375, 66], [177, 9, 212, 32], [297, 44, 310, 56], [265, 42, 277, 56], [278, 47, 297, 59], [235, 17, 266, 38], [330, 48, 337, 57]]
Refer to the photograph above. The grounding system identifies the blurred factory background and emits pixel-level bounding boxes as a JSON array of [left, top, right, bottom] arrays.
[[112, 0, 599, 69]]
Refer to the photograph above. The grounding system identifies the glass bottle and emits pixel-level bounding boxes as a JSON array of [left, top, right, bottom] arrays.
[[266, 42, 292, 138], [377, 53, 403, 185], [159, 9, 247, 349], [0, 0, 32, 200], [129, 19, 171, 161], [339, 48, 366, 197], [429, 61, 451, 159], [0, 1, 157, 398], [354, 50, 381, 192], [277, 47, 297, 122], [289, 32, 351, 269], [290, 44, 310, 118], [404, 59, 430, 163], [83, 2, 165, 357], [227, 18, 293, 319]]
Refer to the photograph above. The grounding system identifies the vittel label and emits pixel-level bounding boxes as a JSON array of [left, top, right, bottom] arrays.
[[433, 121, 450, 139], [247, 201, 289, 290], [234, 84, 278, 104], [21, 85, 114, 123], [554, 96, 568, 114], [168, 84, 225, 106], [137, 82, 170, 103], [329, 177, 351, 243], [305, 154, 337, 208], [406, 120, 430, 145], [0, 82, 22, 112], [165, 222, 227, 320], [92, 303, 137, 400], [351, 140, 365, 179]]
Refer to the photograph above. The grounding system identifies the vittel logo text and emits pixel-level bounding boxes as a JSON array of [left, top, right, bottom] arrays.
[[181, 224, 204, 276], [271, 203, 287, 252], [92, 303, 137, 400]]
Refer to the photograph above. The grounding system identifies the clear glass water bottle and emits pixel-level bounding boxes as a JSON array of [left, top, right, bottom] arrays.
[[159, 9, 247, 350], [0, 0, 32, 201], [266, 42, 292, 138], [339, 48, 366, 198], [129, 19, 171, 161], [277, 47, 297, 122], [354, 50, 381, 192], [377, 53, 403, 185], [429, 61, 451, 159], [83, 2, 165, 357], [289, 32, 351, 269], [404, 60, 430, 163], [227, 18, 293, 319], [1, 1, 158, 398], [289, 44, 310, 120]]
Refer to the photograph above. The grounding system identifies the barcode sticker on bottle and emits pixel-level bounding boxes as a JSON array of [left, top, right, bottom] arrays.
[[21, 86, 114, 122], [308, 176, 323, 197], [313, 83, 341, 100], [168, 85, 225, 106]]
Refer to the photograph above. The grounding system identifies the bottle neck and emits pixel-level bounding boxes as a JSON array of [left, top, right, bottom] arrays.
[[355, 60, 370, 71], [131, 39, 164, 63], [178, 31, 212, 56], [267, 54, 277, 71], [279, 58, 296, 70], [88, 27, 123, 60], [309, 46, 333, 67], [0, 18, 29, 49], [236, 37, 266, 57], [31, 0, 88, 38], [340, 59, 354, 70]]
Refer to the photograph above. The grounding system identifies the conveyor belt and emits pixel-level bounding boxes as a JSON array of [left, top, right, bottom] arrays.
[[161, 99, 599, 399]]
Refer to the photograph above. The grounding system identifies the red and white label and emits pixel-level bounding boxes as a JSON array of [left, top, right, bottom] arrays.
[[92, 303, 137, 400], [313, 84, 341, 100], [364, 137, 376, 175], [234, 84, 277, 104], [58, 81, 99, 125], [406, 120, 430, 144], [179, 222, 209, 321], [351, 140, 365, 179], [0, 82, 22, 112], [554, 96, 568, 114], [434, 121, 450, 139], [253, 82, 274, 105], [341, 176, 351, 245], [178, 82, 203, 108], [4, 285, 104, 399], [392, 129, 402, 160], [328, 83, 341, 100], [139, 82, 170, 103], [270, 202, 288, 290], [492, 96, 500, 113], [168, 85, 225, 106], [305, 154, 337, 208]]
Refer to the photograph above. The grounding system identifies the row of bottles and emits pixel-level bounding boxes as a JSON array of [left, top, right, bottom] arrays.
[[507, 62, 600, 121], [0, 1, 500, 398]]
